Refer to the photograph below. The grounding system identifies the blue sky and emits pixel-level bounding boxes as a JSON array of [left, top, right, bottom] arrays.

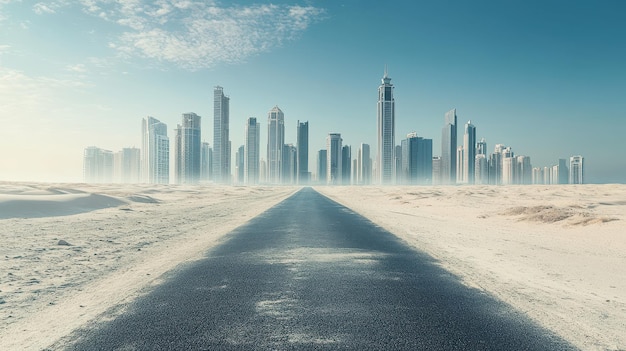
[[1, 0, 625, 183]]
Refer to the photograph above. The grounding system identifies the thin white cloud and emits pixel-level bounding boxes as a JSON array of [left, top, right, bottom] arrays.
[[0, 67, 89, 122], [75, 0, 325, 70], [66, 63, 88, 73], [33, 3, 56, 14]]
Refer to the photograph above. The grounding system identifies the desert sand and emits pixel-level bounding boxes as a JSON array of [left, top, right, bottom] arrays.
[[1, 183, 624, 350], [317, 185, 626, 351], [0, 182, 298, 350]]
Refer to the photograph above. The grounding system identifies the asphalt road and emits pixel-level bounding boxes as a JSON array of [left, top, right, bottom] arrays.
[[60, 187, 575, 350]]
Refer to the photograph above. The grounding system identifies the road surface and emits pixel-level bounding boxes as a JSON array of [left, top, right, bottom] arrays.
[[60, 187, 574, 350]]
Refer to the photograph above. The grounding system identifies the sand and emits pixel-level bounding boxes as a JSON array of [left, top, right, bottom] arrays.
[[316, 185, 626, 351], [1, 183, 624, 350], [0, 182, 298, 350]]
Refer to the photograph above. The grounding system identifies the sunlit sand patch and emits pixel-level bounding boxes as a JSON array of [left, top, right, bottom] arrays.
[[500, 205, 619, 226], [255, 297, 297, 318], [287, 332, 344, 345], [264, 248, 387, 266]]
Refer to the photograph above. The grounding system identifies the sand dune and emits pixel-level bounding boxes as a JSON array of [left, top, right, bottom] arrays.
[[317, 184, 626, 351], [0, 193, 128, 219]]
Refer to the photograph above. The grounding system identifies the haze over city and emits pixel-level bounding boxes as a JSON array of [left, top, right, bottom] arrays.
[[1, 0, 625, 184]]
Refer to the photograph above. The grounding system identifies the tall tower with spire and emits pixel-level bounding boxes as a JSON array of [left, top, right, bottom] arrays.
[[441, 109, 457, 184], [213, 86, 230, 183], [377, 66, 395, 185]]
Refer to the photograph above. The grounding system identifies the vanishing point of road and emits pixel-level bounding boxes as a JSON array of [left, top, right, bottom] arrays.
[[61, 188, 574, 350]]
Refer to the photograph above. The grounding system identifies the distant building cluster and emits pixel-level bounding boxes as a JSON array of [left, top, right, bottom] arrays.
[[83, 70, 585, 185]]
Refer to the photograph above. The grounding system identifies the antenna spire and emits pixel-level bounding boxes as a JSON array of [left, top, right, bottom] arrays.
[[384, 64, 388, 78]]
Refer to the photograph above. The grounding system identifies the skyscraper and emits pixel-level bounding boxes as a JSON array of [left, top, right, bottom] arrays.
[[115, 147, 141, 183], [201, 142, 211, 182], [558, 158, 569, 184], [141, 116, 169, 184], [244, 117, 260, 185], [327, 133, 342, 185], [213, 86, 230, 183], [456, 146, 464, 184], [342, 145, 351, 185], [282, 144, 297, 184], [235, 145, 244, 184], [476, 138, 487, 156], [500, 146, 515, 185], [377, 67, 395, 184], [395, 145, 402, 184], [83, 146, 113, 183], [516, 155, 532, 185], [297, 121, 309, 184], [317, 149, 327, 184], [417, 137, 433, 185], [569, 155, 584, 184], [401, 133, 417, 184], [267, 106, 285, 184], [463, 121, 476, 184], [432, 156, 442, 185], [532, 167, 543, 184], [178, 113, 201, 184], [475, 154, 489, 185], [357, 143, 371, 185], [174, 125, 182, 183], [441, 109, 457, 184], [401, 133, 433, 185]]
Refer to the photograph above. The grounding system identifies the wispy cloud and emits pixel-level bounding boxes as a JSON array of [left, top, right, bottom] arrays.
[[77, 0, 325, 70], [65, 63, 88, 73], [0, 67, 89, 123], [33, 3, 57, 15]]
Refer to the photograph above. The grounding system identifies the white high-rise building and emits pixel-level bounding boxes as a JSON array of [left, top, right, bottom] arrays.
[[282, 144, 297, 184], [532, 167, 543, 184], [115, 147, 141, 183], [201, 142, 211, 182], [377, 67, 395, 184], [357, 143, 371, 185], [432, 156, 442, 185], [456, 146, 464, 184], [342, 145, 351, 185], [327, 133, 342, 185], [267, 106, 285, 184], [83, 146, 114, 183], [476, 138, 487, 156], [213, 86, 230, 183], [441, 109, 457, 184], [502, 156, 515, 185], [244, 117, 260, 185], [475, 154, 488, 185], [569, 155, 584, 184], [141, 116, 169, 184], [516, 155, 532, 185], [177, 113, 201, 184], [463, 121, 476, 184]]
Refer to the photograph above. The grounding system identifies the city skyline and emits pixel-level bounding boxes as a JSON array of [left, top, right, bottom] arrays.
[[1, 1, 625, 184], [81, 79, 595, 186]]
